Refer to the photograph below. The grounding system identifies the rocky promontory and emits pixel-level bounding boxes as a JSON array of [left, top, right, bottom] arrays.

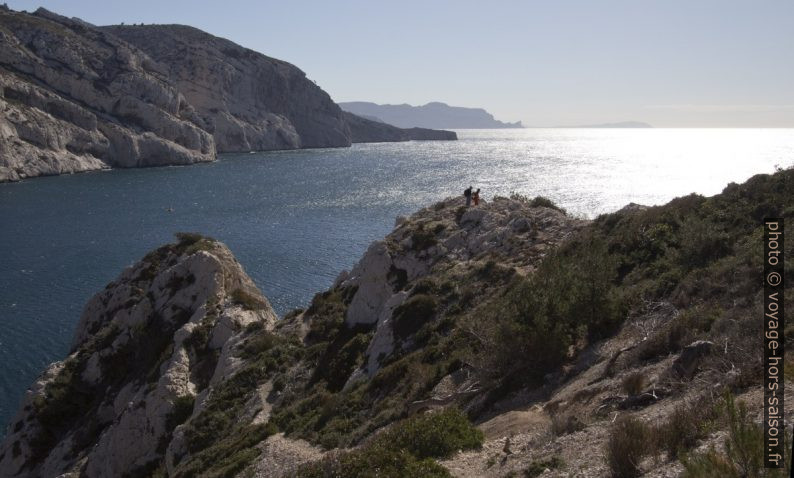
[[0, 233, 278, 477], [343, 111, 457, 143], [0, 8, 215, 182]]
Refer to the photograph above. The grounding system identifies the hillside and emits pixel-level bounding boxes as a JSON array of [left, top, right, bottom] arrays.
[[0, 168, 791, 477], [0, 7, 215, 182], [102, 24, 351, 153], [0, 6, 457, 183], [339, 101, 524, 129]]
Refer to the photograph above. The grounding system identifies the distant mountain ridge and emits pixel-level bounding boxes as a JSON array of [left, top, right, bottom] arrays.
[[339, 101, 523, 129]]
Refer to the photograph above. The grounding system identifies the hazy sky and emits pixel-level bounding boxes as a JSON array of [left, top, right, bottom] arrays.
[[6, 1, 794, 127]]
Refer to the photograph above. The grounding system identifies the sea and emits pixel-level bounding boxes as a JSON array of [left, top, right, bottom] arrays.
[[1, 128, 792, 430]]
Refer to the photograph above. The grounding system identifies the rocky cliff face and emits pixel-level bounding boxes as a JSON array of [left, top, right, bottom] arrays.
[[0, 8, 216, 182], [0, 234, 277, 477], [343, 111, 457, 143], [0, 6, 459, 183], [103, 24, 351, 153]]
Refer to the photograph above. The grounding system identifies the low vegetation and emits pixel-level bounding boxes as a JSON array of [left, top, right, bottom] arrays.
[[605, 415, 652, 478], [174, 423, 277, 478], [175, 232, 218, 255], [603, 391, 791, 478], [230, 288, 268, 310], [681, 394, 790, 478], [293, 408, 483, 477]]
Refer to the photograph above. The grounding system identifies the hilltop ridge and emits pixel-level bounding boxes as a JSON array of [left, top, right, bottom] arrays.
[[339, 101, 524, 129]]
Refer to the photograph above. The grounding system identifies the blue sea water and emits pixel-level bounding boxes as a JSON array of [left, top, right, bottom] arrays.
[[1, 128, 793, 430]]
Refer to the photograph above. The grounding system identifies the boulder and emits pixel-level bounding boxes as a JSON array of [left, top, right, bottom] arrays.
[[671, 340, 714, 380]]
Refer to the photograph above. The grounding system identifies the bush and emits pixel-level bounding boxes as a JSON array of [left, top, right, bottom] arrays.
[[166, 395, 195, 431], [174, 422, 277, 478], [293, 407, 481, 478], [472, 235, 623, 391], [392, 294, 438, 340], [680, 394, 788, 477], [621, 371, 646, 396], [230, 288, 267, 310], [551, 412, 585, 436], [528, 196, 567, 214], [676, 217, 732, 268], [175, 232, 217, 255], [412, 223, 439, 251], [655, 399, 715, 459], [525, 456, 564, 477], [377, 407, 484, 460], [295, 447, 451, 478], [239, 330, 279, 359], [605, 415, 652, 478]]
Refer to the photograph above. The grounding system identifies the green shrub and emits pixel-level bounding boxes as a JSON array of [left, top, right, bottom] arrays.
[[621, 371, 646, 396], [304, 290, 347, 344], [392, 294, 438, 340], [175, 232, 205, 246], [230, 288, 267, 310], [524, 456, 564, 477], [295, 446, 451, 478], [676, 217, 732, 268], [175, 232, 217, 255], [472, 235, 623, 391], [174, 422, 277, 478], [655, 398, 715, 459], [605, 415, 652, 478], [239, 330, 279, 359], [293, 407, 481, 478], [681, 394, 789, 477], [528, 196, 567, 214], [166, 395, 195, 431], [412, 223, 439, 251], [377, 407, 484, 459], [320, 332, 371, 392], [181, 332, 301, 456]]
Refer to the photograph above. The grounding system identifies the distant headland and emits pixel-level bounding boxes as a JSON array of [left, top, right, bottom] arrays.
[[339, 101, 524, 129]]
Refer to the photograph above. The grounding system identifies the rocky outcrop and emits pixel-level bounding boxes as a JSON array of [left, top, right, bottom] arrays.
[[0, 234, 276, 477], [343, 111, 457, 143], [339, 101, 523, 129], [0, 8, 215, 182], [103, 24, 351, 153], [336, 196, 584, 378], [671, 340, 713, 379]]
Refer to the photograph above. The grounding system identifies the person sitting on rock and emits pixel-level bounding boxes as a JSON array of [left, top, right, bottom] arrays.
[[473, 188, 481, 206], [464, 186, 473, 206]]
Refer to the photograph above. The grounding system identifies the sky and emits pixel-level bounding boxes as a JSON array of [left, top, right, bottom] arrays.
[[5, 0, 794, 127]]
